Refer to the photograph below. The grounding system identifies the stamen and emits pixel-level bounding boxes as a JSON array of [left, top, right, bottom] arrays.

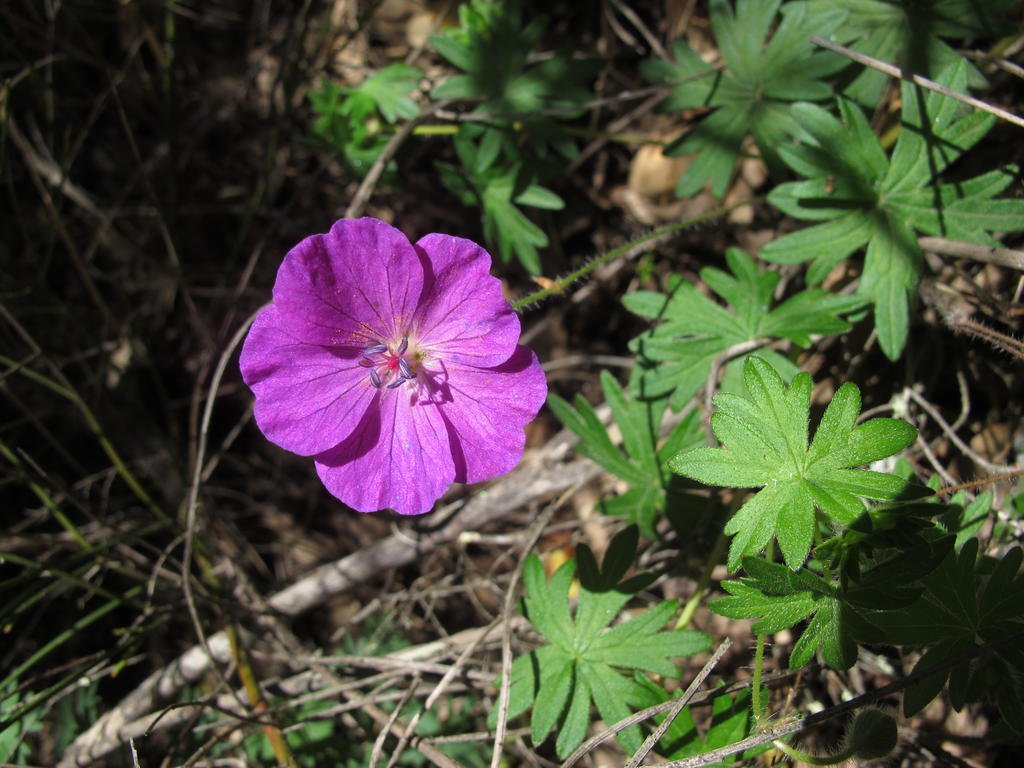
[[364, 336, 416, 391]]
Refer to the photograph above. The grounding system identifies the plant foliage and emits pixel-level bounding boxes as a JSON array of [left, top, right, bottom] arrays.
[[642, 0, 847, 197], [548, 371, 704, 537], [875, 540, 1024, 731], [435, 124, 565, 275], [761, 61, 1024, 358], [671, 357, 917, 571], [495, 527, 710, 758], [309, 63, 422, 176], [625, 248, 865, 410], [804, 0, 1019, 104], [430, 0, 597, 272]]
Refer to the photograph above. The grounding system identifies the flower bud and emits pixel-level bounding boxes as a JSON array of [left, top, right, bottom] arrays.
[[845, 707, 897, 760]]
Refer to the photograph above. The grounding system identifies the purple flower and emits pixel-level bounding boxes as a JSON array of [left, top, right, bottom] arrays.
[[239, 218, 547, 514]]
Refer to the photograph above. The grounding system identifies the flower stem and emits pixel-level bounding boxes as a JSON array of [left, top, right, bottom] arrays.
[[409, 122, 656, 144], [675, 530, 728, 630], [773, 738, 855, 765], [752, 632, 768, 727], [511, 199, 758, 311]]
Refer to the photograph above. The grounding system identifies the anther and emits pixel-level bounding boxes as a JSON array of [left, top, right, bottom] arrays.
[[398, 358, 413, 379], [363, 344, 388, 356], [386, 377, 405, 389], [369, 369, 382, 388], [396, 337, 409, 355]]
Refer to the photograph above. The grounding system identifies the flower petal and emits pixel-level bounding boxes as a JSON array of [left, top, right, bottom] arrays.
[[315, 389, 455, 514], [439, 345, 547, 484], [273, 218, 424, 346], [240, 305, 377, 456], [412, 233, 519, 367]]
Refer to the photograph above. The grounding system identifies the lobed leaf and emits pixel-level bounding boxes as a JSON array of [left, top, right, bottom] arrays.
[[628, 249, 860, 410], [764, 60, 1024, 358], [504, 552, 710, 757], [645, 0, 846, 197], [672, 357, 916, 570]]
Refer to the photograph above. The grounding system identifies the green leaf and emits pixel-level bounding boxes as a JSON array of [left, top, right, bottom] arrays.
[[502, 554, 710, 757], [479, 166, 554, 274], [860, 214, 917, 359], [712, 580, 816, 634], [556, 669, 591, 757], [672, 358, 916, 570], [530, 655, 573, 745], [644, 0, 847, 197], [429, 2, 597, 273], [0, 680, 43, 764], [764, 62, 1024, 359], [429, 0, 596, 134], [712, 557, 865, 669], [790, 596, 859, 669], [940, 492, 991, 552], [804, 0, 1017, 105], [872, 539, 1024, 718], [627, 248, 863, 410], [552, 379, 701, 537], [548, 393, 646, 486], [354, 63, 422, 123], [522, 556, 574, 648]]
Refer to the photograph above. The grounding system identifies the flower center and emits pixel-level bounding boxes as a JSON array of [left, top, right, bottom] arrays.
[[360, 336, 418, 390]]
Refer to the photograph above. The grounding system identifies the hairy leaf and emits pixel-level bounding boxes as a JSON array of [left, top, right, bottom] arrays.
[[671, 357, 916, 570]]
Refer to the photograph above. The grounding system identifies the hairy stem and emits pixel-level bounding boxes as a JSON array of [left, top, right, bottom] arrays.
[[512, 200, 757, 311]]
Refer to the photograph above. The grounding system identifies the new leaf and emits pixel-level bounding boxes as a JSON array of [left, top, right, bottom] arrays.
[[670, 357, 916, 571]]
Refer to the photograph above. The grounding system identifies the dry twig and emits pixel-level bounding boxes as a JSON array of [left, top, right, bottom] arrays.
[[810, 36, 1024, 129]]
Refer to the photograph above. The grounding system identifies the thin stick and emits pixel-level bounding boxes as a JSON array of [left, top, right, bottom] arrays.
[[490, 503, 560, 768], [608, 0, 672, 61], [385, 619, 503, 768], [810, 35, 1024, 130], [59, 443, 601, 767], [624, 638, 733, 768], [905, 386, 1021, 474], [559, 670, 798, 767], [180, 305, 298, 767], [513, 200, 758, 311], [345, 100, 450, 219], [368, 673, 421, 768], [180, 307, 263, 680], [919, 236, 1024, 271]]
